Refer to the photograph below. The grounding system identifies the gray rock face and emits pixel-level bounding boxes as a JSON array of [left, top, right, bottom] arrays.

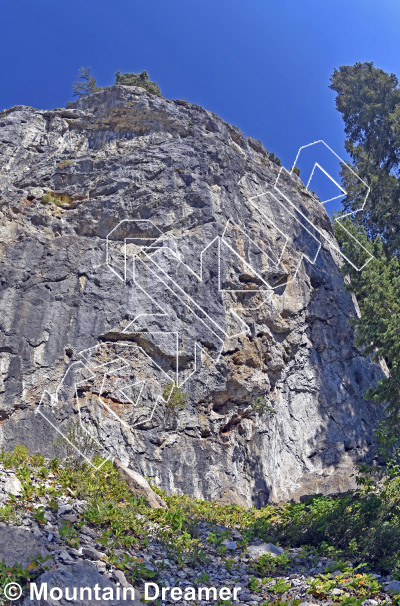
[[246, 541, 285, 558], [4, 474, 22, 496], [0, 85, 383, 506], [114, 460, 167, 509], [385, 580, 400, 594], [0, 525, 50, 567], [23, 561, 143, 605]]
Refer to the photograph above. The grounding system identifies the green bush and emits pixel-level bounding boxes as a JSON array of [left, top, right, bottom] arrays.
[[251, 396, 276, 417], [115, 70, 161, 95], [0, 445, 29, 467], [162, 381, 188, 410], [41, 191, 73, 207], [269, 152, 281, 166], [251, 477, 400, 576], [235, 426, 400, 576], [0, 555, 51, 597], [250, 551, 291, 576]]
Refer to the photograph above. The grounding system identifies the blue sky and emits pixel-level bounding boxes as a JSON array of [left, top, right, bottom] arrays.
[[1, 0, 400, 183]]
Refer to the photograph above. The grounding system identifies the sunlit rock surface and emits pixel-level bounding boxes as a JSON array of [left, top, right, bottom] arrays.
[[0, 86, 383, 505]]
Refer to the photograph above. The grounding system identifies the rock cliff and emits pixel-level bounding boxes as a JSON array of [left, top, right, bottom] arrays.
[[0, 85, 383, 506]]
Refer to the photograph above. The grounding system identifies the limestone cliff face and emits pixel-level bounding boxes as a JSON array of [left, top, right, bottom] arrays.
[[0, 85, 383, 506]]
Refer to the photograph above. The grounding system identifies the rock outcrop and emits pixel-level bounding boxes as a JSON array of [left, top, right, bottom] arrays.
[[0, 85, 383, 506]]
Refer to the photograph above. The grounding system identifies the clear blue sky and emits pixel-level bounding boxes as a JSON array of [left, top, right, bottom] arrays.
[[1, 0, 399, 172]]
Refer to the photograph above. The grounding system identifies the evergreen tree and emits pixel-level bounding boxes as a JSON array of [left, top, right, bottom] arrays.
[[330, 62, 400, 423], [72, 66, 98, 98]]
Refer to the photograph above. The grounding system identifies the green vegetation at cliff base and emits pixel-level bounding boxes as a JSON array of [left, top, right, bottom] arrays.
[[1, 438, 400, 590]]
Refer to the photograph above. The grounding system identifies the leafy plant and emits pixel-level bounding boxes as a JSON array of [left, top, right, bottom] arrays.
[[251, 551, 291, 576], [308, 565, 381, 601], [223, 557, 237, 571], [159, 527, 205, 565], [0, 554, 51, 598], [0, 445, 29, 468], [113, 552, 157, 583], [3, 436, 400, 596], [195, 572, 210, 584], [162, 381, 188, 410], [268, 578, 291, 594], [249, 576, 261, 592], [33, 506, 46, 525], [41, 191, 74, 207], [59, 520, 79, 548], [0, 504, 17, 524], [252, 396, 276, 417], [207, 529, 230, 555]]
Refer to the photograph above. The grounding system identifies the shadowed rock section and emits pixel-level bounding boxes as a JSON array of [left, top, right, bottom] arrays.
[[0, 85, 383, 506]]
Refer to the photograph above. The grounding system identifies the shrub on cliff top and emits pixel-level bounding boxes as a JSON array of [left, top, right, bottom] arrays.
[[69, 68, 161, 103], [115, 70, 161, 95]]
